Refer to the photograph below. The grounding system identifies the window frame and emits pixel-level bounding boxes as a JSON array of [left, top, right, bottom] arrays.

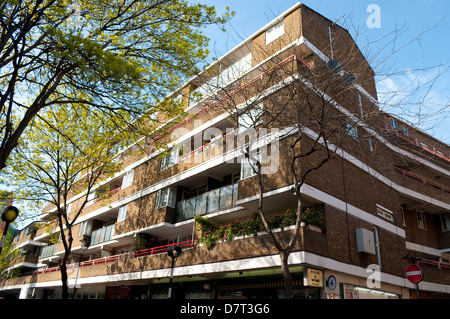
[[441, 214, 450, 232], [417, 210, 427, 230], [155, 188, 177, 209], [117, 205, 128, 222], [122, 170, 134, 189], [240, 152, 260, 180], [376, 204, 394, 222], [346, 122, 358, 141], [265, 20, 284, 45]]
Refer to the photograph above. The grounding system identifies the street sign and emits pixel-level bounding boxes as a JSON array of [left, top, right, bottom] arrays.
[[327, 275, 337, 290], [405, 264, 423, 284]]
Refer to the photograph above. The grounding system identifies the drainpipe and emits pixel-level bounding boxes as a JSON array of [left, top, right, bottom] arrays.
[[374, 226, 382, 267]]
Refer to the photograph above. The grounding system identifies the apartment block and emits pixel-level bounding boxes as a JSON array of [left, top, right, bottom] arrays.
[[1, 3, 449, 300]]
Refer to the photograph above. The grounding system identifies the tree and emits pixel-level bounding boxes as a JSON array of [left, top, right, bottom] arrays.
[[2, 106, 123, 299], [202, 7, 447, 297], [0, 0, 233, 172], [0, 233, 21, 279]]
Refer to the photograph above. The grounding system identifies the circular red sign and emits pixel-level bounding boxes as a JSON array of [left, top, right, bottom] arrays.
[[405, 264, 423, 284]]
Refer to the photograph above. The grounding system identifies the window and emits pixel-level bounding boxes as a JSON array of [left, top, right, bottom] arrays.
[[389, 118, 398, 129], [401, 206, 406, 227], [122, 170, 134, 188], [376, 204, 394, 222], [79, 220, 92, 236], [241, 152, 260, 180], [402, 124, 409, 135], [189, 76, 218, 106], [117, 205, 128, 222], [346, 122, 358, 141], [367, 137, 374, 152], [441, 214, 450, 232], [238, 104, 263, 131], [417, 210, 427, 230], [85, 191, 96, 207], [218, 54, 252, 87], [266, 20, 284, 45], [358, 94, 364, 118], [155, 188, 177, 209], [161, 148, 183, 170]]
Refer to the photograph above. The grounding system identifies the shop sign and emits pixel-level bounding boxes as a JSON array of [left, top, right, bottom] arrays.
[[303, 268, 323, 287]]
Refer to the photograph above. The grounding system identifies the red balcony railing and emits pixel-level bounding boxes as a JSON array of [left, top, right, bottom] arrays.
[[383, 122, 450, 163], [132, 240, 194, 258], [418, 258, 450, 270], [394, 166, 450, 194], [149, 54, 312, 147], [33, 240, 194, 275]]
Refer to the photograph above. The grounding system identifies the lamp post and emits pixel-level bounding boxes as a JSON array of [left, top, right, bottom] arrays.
[[167, 245, 182, 299], [72, 234, 91, 299], [0, 206, 19, 255]]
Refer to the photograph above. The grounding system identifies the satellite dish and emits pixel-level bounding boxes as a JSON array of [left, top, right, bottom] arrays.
[[328, 59, 342, 73]]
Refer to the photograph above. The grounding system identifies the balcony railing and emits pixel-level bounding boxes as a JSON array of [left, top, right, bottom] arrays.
[[33, 240, 195, 275], [383, 122, 450, 163], [94, 186, 122, 203], [90, 224, 115, 246], [394, 166, 450, 194], [176, 183, 238, 222], [149, 54, 311, 147], [40, 244, 57, 259]]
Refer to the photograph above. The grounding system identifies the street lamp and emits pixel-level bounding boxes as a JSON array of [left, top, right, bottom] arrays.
[[167, 245, 182, 299], [72, 234, 91, 299], [0, 206, 19, 255]]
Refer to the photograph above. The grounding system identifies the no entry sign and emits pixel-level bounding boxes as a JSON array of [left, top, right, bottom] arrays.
[[405, 264, 423, 284]]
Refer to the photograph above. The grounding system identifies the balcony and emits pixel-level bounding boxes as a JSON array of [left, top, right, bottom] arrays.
[[33, 240, 195, 275], [40, 244, 57, 259], [90, 224, 115, 246], [176, 183, 238, 222], [383, 121, 450, 163]]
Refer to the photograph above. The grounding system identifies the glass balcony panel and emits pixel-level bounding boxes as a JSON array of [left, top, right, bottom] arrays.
[[90, 224, 115, 246], [219, 185, 233, 209], [41, 244, 57, 259], [176, 184, 238, 221], [185, 197, 196, 215], [207, 188, 221, 213], [196, 193, 207, 216], [176, 201, 186, 221]]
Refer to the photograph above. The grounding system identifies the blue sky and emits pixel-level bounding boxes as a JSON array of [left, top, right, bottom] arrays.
[[197, 0, 450, 143]]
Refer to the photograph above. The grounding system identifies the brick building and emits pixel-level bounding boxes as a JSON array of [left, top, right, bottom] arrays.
[[1, 3, 449, 299]]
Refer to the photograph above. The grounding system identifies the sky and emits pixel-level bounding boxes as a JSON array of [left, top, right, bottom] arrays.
[[10, 1, 450, 230], [196, 0, 450, 143]]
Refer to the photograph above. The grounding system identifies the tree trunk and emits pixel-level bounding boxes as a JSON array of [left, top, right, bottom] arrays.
[[60, 262, 69, 299], [280, 251, 293, 299]]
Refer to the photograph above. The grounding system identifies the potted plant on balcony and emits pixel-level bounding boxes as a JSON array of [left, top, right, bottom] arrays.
[[302, 206, 326, 233]]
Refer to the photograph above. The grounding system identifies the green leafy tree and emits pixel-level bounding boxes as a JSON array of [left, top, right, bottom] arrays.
[[2, 106, 125, 299], [0, 0, 233, 171], [0, 233, 21, 280]]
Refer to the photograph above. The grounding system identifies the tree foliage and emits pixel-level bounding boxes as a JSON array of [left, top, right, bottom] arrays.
[[0, 0, 233, 171], [1, 105, 129, 298], [0, 233, 21, 279]]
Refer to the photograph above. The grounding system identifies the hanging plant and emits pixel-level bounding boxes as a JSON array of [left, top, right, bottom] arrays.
[[302, 205, 326, 230]]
